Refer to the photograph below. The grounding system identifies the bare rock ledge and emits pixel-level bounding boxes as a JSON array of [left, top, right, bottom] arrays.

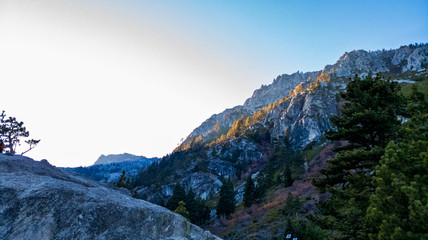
[[0, 155, 220, 240]]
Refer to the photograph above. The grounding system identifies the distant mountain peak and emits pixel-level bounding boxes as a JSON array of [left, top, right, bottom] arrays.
[[93, 153, 156, 165]]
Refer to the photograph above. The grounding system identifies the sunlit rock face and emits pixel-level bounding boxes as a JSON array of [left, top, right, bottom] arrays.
[[0, 155, 220, 240], [176, 106, 253, 152], [323, 44, 428, 76], [243, 71, 318, 110], [178, 44, 428, 153], [143, 44, 427, 203], [268, 84, 339, 148]]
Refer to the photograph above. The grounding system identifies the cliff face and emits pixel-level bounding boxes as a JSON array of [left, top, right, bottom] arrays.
[[175, 106, 253, 152], [243, 71, 318, 110], [269, 84, 339, 148], [323, 44, 428, 76], [177, 44, 428, 153], [140, 44, 428, 206], [0, 155, 219, 240]]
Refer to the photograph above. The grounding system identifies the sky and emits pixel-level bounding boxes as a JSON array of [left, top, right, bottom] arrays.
[[0, 0, 427, 167]]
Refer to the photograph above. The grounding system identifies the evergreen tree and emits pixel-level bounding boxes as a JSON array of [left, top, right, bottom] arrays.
[[216, 179, 235, 217], [243, 176, 255, 208], [283, 165, 293, 187], [197, 198, 211, 225], [366, 86, 428, 239], [115, 170, 130, 189], [282, 192, 301, 216], [253, 172, 268, 204], [166, 183, 186, 211], [313, 74, 407, 239], [0, 111, 40, 155], [272, 135, 297, 187], [185, 188, 198, 223], [174, 201, 190, 220], [367, 141, 428, 239]]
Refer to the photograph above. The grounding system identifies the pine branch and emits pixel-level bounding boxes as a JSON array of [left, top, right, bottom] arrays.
[[20, 139, 40, 155]]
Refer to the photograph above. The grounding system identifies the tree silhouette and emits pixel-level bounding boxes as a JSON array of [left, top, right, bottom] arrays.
[[243, 176, 255, 208], [166, 183, 186, 211], [0, 111, 40, 155], [216, 178, 235, 217]]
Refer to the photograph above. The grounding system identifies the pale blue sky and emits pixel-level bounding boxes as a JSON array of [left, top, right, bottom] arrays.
[[0, 0, 426, 167], [133, 0, 428, 72]]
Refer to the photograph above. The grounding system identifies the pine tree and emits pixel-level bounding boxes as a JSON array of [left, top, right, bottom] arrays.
[[253, 172, 267, 203], [283, 165, 293, 187], [185, 188, 198, 224], [115, 170, 130, 189], [243, 176, 255, 208], [166, 183, 186, 211], [0, 111, 40, 155], [366, 86, 428, 239], [313, 74, 407, 239], [282, 192, 301, 216], [367, 141, 428, 239], [216, 179, 235, 217], [195, 197, 210, 225], [174, 201, 190, 220]]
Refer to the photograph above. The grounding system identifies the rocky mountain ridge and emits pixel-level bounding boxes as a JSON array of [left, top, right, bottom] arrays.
[[136, 43, 427, 207], [177, 44, 428, 152], [94, 153, 157, 165], [0, 155, 219, 240]]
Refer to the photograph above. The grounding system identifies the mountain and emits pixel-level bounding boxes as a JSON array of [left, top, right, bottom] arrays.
[[132, 44, 428, 238], [94, 153, 157, 165], [177, 44, 428, 153], [63, 153, 157, 183], [0, 154, 219, 240]]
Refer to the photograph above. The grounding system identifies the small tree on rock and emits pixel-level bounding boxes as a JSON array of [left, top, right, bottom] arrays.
[[174, 201, 190, 220], [0, 111, 40, 155]]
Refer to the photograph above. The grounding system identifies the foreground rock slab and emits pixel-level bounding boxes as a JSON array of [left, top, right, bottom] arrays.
[[0, 155, 220, 240]]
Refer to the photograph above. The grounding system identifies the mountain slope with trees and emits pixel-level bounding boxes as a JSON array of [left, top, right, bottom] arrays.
[[129, 43, 428, 238], [63, 154, 157, 183]]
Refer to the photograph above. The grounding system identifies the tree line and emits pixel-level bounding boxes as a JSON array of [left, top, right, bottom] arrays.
[[222, 74, 427, 239], [165, 183, 211, 226], [311, 74, 427, 239]]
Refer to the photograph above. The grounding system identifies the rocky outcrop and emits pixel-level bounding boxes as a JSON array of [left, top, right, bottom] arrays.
[[138, 172, 223, 203], [0, 155, 219, 240], [140, 43, 427, 204], [323, 44, 428, 76], [269, 84, 339, 148], [180, 173, 223, 200], [175, 106, 253, 152], [178, 44, 428, 153], [243, 71, 318, 110]]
